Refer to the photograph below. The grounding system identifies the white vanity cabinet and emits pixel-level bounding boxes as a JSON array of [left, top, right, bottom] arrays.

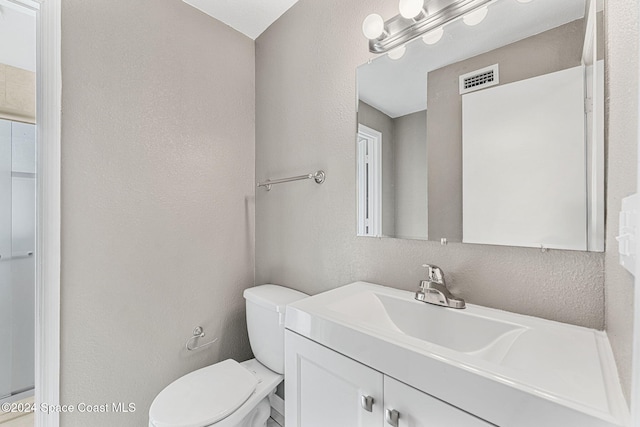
[[285, 283, 630, 427], [383, 376, 493, 427], [285, 329, 383, 427], [285, 330, 492, 427]]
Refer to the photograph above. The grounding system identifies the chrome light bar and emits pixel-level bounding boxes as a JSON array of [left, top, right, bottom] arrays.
[[367, 0, 494, 54]]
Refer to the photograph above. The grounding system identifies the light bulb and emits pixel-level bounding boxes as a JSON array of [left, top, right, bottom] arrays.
[[387, 45, 406, 60], [399, 0, 425, 19], [362, 14, 385, 39], [463, 6, 488, 26], [422, 27, 444, 45]]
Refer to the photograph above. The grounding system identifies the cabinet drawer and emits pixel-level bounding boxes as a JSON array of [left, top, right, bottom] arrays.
[[384, 376, 494, 427]]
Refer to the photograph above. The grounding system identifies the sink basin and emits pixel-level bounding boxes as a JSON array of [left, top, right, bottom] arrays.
[[285, 282, 629, 427], [328, 290, 526, 360]]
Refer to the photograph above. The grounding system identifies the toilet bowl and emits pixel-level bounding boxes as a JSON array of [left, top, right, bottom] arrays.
[[149, 285, 308, 427]]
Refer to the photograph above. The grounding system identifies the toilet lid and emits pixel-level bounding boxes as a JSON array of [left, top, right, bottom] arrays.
[[149, 359, 259, 427]]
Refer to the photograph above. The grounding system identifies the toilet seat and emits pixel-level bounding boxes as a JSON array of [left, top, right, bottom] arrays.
[[149, 359, 259, 427]]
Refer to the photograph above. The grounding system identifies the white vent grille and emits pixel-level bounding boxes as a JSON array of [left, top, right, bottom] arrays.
[[459, 64, 499, 95]]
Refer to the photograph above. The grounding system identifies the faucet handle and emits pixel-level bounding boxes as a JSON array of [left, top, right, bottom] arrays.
[[422, 264, 445, 285]]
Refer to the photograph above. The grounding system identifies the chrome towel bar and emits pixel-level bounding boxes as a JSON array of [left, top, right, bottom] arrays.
[[257, 170, 325, 191]]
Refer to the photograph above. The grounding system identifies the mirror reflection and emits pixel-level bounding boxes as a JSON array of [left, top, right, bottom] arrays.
[[356, 0, 604, 251]]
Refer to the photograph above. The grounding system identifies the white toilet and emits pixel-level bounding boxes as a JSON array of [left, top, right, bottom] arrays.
[[149, 285, 308, 427]]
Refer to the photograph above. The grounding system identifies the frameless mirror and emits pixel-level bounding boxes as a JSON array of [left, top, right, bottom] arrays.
[[356, 0, 604, 251]]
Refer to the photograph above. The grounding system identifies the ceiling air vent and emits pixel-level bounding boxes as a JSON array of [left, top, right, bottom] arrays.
[[459, 64, 499, 95]]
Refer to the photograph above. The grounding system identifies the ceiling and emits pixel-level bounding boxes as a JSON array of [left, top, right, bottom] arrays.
[[182, 0, 300, 40], [357, 0, 588, 118]]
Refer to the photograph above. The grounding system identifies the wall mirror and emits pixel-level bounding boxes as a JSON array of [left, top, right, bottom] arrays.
[[356, 0, 604, 252]]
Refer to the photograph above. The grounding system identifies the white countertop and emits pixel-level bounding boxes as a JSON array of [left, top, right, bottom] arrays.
[[285, 282, 630, 427]]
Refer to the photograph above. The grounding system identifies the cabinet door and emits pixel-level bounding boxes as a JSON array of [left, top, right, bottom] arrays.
[[383, 376, 493, 427], [285, 331, 384, 427]]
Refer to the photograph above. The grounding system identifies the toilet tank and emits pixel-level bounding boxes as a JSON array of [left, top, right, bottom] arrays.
[[243, 285, 308, 374]]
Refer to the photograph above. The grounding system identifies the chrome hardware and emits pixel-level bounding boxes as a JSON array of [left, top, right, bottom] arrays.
[[367, 0, 493, 54], [423, 264, 445, 285], [415, 264, 465, 309], [385, 409, 400, 426], [0, 252, 34, 261], [360, 395, 374, 412], [185, 326, 218, 351], [257, 170, 325, 191]]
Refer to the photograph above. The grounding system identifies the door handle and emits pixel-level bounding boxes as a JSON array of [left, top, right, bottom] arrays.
[[385, 409, 400, 426], [360, 395, 374, 412]]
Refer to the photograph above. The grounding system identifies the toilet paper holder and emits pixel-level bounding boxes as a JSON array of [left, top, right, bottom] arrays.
[[185, 326, 218, 351]]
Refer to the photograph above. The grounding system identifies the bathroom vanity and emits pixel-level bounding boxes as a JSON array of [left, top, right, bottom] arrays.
[[284, 282, 629, 427]]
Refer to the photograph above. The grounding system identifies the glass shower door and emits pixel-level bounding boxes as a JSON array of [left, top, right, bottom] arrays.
[[0, 118, 35, 400]]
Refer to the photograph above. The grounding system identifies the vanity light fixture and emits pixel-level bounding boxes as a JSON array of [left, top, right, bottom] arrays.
[[363, 0, 493, 54], [399, 0, 426, 20], [362, 13, 388, 40], [462, 6, 488, 26], [388, 45, 407, 60], [422, 27, 444, 45]]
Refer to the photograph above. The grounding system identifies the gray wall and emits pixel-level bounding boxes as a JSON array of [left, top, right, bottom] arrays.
[[393, 110, 427, 240], [426, 19, 584, 242], [358, 101, 396, 236], [256, 0, 604, 335], [604, 0, 638, 404], [61, 1, 255, 425]]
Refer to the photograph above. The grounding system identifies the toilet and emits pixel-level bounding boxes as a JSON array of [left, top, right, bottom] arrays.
[[149, 285, 308, 427]]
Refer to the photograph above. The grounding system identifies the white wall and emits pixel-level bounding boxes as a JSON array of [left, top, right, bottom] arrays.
[[462, 66, 587, 250], [60, 1, 255, 425]]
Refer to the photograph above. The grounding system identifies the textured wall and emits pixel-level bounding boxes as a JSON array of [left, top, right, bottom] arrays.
[[61, 1, 255, 425], [604, 0, 638, 404], [255, 0, 604, 331]]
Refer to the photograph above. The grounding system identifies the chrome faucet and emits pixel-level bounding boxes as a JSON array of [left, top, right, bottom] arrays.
[[415, 264, 465, 309]]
